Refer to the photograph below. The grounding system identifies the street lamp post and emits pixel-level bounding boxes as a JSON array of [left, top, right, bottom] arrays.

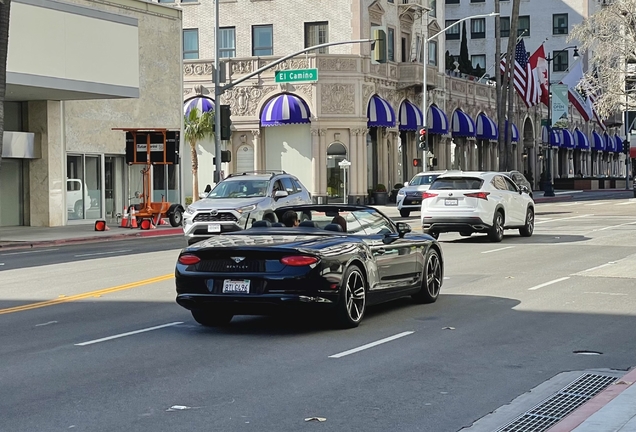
[[422, 12, 499, 172], [543, 46, 579, 197]]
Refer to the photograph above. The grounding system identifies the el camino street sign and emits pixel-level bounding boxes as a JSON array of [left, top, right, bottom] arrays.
[[275, 68, 318, 83]]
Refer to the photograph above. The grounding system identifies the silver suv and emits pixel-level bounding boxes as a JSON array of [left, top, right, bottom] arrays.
[[396, 170, 448, 217], [183, 171, 312, 245]]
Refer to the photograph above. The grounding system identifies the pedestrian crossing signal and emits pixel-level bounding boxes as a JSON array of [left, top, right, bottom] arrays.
[[413, 158, 422, 167], [418, 127, 427, 150]]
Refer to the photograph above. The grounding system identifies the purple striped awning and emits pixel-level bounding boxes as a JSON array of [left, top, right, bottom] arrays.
[[476, 113, 498, 141], [451, 110, 476, 137], [592, 131, 604, 151], [561, 129, 575, 148], [184, 96, 215, 117], [574, 129, 590, 150], [398, 100, 423, 131], [505, 121, 519, 143], [367, 95, 396, 128], [542, 126, 561, 147], [261, 93, 311, 127], [427, 105, 449, 135], [603, 132, 612, 152], [614, 134, 623, 153]]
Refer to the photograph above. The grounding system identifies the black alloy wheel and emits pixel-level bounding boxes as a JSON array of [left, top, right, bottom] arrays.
[[335, 265, 366, 329], [191, 309, 234, 327], [488, 211, 504, 242], [412, 248, 442, 304], [519, 207, 534, 237]]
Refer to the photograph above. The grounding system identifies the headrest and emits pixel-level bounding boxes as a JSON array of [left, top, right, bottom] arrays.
[[252, 220, 272, 228], [272, 222, 285, 227], [324, 223, 343, 232], [299, 220, 319, 228]]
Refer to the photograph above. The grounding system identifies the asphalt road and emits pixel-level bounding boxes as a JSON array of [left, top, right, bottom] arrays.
[[1, 194, 636, 432]]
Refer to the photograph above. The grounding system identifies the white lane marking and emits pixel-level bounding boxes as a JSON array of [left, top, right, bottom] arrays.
[[528, 277, 571, 291], [328, 331, 415, 359], [616, 201, 636, 206], [594, 221, 636, 232], [74, 249, 131, 258], [535, 214, 593, 225], [579, 262, 615, 273], [584, 202, 608, 206], [1, 248, 60, 256], [558, 203, 580, 207], [0, 263, 4, 266], [481, 246, 514, 254], [35, 321, 58, 327], [584, 292, 628, 296], [75, 322, 183, 346]]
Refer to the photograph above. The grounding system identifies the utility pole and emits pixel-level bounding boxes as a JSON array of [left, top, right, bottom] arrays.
[[495, 0, 505, 172], [505, 0, 521, 171], [213, 0, 222, 183]]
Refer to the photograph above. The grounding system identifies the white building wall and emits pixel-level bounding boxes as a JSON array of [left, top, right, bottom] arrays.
[[445, 0, 595, 83]]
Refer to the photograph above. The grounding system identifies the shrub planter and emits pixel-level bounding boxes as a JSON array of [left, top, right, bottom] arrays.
[[373, 191, 388, 205]]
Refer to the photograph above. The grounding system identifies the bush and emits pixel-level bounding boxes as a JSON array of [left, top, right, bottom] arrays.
[[185, 196, 193, 205], [374, 184, 387, 193]]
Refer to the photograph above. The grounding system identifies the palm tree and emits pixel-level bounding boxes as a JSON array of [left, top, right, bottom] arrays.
[[184, 107, 214, 202], [0, 0, 12, 174]]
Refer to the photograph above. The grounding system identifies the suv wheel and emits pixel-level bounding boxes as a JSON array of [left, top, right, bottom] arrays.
[[399, 209, 411, 217], [488, 211, 504, 242]]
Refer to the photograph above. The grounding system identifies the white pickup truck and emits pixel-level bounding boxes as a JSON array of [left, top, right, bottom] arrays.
[[67, 179, 92, 218]]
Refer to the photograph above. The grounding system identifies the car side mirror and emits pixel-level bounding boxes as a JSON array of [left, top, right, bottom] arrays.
[[396, 222, 412, 237], [404, 181, 409, 187], [273, 190, 289, 200], [519, 185, 529, 194], [199, 192, 208, 199]]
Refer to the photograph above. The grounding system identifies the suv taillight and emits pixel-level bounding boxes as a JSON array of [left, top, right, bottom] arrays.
[[464, 192, 490, 200], [422, 192, 438, 199]]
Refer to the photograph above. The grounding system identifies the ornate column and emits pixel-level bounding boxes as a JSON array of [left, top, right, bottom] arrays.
[[251, 129, 261, 170], [349, 129, 358, 198], [319, 129, 328, 198], [311, 128, 320, 198], [358, 129, 368, 198]]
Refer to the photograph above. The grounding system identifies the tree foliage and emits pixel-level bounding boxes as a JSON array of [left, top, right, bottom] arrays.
[[184, 107, 214, 202], [570, 0, 636, 118]]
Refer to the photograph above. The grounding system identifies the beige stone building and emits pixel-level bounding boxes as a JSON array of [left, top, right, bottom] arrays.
[[1, 0, 183, 227], [178, 0, 564, 203]]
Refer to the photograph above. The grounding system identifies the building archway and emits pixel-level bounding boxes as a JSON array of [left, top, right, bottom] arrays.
[[326, 142, 348, 203]]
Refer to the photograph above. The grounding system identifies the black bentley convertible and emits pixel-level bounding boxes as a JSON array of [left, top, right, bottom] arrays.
[[175, 205, 443, 328]]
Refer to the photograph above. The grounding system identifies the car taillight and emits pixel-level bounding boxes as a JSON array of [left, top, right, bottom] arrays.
[[422, 192, 438, 199], [178, 254, 201, 265], [280, 256, 319, 266], [464, 192, 490, 200]]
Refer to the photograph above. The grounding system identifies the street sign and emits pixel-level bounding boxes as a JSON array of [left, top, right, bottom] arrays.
[[275, 68, 318, 83], [338, 159, 352, 167]]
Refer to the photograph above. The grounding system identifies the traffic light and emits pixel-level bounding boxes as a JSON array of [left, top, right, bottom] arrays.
[[413, 158, 422, 167], [220, 104, 232, 140], [213, 150, 232, 164], [418, 127, 427, 150], [371, 29, 387, 64], [623, 139, 630, 154]]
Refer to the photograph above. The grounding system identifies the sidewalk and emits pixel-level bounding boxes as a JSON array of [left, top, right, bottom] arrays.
[[547, 367, 636, 432], [0, 222, 183, 250]]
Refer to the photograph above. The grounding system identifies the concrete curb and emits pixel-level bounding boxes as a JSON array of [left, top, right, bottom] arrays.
[[533, 195, 574, 203], [546, 367, 636, 432], [0, 228, 183, 251]]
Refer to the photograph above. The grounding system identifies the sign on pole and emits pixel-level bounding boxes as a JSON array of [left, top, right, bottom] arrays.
[[275, 69, 319, 83], [551, 84, 569, 127]]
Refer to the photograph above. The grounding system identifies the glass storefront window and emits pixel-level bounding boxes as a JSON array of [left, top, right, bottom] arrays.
[[0, 159, 24, 226], [85, 155, 102, 219], [67, 154, 103, 221], [327, 143, 347, 203]]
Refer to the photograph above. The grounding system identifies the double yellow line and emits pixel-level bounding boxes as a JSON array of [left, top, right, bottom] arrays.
[[0, 274, 174, 315]]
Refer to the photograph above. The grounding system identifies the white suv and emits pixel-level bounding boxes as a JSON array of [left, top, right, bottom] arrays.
[[420, 171, 534, 242], [396, 170, 448, 217]]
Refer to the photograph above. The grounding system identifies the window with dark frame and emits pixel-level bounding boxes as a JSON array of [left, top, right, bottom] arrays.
[[500, 17, 510, 37], [553, 14, 568, 35], [388, 27, 395, 62], [518, 15, 530, 37], [553, 51, 568, 72], [304, 21, 329, 54], [471, 18, 485, 39], [183, 29, 199, 59], [446, 0, 460, 4], [252, 25, 273, 56], [446, 20, 460, 40], [219, 27, 236, 58], [428, 41, 438, 66]]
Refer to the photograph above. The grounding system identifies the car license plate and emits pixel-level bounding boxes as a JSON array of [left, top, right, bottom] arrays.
[[408, 200, 421, 205], [222, 279, 250, 294], [445, 198, 458, 206], [207, 223, 221, 233]]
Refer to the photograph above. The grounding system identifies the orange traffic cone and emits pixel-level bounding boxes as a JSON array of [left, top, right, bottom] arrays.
[[159, 218, 169, 226], [130, 207, 138, 229], [119, 207, 129, 228], [140, 219, 156, 230]]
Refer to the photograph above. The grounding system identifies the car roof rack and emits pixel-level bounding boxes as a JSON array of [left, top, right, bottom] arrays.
[[226, 170, 288, 179]]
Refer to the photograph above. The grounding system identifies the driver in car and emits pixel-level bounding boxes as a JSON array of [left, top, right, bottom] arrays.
[[282, 211, 300, 227]]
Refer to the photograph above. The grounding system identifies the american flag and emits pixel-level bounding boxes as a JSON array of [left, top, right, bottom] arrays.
[[500, 39, 540, 108]]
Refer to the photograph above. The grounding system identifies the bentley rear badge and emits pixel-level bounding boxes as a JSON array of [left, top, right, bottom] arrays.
[[231, 257, 246, 263]]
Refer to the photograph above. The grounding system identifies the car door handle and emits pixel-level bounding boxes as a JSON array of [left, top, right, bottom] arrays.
[[376, 248, 386, 255]]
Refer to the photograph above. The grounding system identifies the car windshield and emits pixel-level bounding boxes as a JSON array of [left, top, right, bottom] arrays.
[[207, 179, 270, 198], [409, 174, 439, 186], [430, 177, 484, 190], [273, 208, 395, 236]]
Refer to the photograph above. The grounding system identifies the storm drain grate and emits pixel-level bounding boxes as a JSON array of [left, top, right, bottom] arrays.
[[496, 373, 617, 432]]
